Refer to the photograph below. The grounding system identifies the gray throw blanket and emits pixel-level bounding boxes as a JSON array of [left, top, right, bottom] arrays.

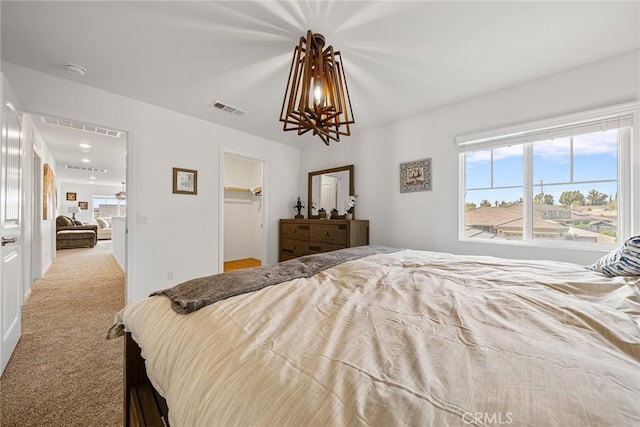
[[153, 245, 401, 314]]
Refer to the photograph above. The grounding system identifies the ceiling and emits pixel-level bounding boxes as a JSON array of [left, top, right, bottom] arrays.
[[31, 115, 127, 187], [1, 1, 638, 183]]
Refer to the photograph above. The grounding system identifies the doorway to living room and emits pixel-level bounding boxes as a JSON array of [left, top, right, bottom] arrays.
[[30, 113, 128, 274]]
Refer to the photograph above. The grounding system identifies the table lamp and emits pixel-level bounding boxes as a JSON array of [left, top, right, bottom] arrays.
[[67, 206, 80, 221]]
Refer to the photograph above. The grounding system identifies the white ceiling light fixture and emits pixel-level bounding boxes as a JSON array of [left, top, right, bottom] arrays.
[[66, 63, 87, 76], [79, 143, 91, 148], [81, 158, 90, 163]]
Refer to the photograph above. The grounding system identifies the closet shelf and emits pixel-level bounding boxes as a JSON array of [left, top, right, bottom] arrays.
[[224, 186, 262, 195]]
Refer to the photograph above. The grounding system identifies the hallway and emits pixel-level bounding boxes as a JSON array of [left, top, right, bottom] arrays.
[[0, 241, 124, 426]]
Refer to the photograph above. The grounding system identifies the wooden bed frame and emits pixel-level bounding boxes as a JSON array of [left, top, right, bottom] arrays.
[[125, 332, 170, 427]]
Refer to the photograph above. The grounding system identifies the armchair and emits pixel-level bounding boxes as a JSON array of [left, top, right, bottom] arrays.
[[96, 217, 112, 240], [56, 215, 98, 249]]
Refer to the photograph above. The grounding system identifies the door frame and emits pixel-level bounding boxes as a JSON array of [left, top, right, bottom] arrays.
[[30, 150, 43, 284], [218, 148, 268, 272]]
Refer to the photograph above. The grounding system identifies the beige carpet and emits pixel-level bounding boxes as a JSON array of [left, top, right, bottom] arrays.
[[0, 241, 124, 426]]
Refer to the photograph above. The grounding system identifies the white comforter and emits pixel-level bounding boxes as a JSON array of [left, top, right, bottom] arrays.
[[121, 250, 640, 426]]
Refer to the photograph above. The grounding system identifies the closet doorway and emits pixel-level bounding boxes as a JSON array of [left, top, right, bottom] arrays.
[[221, 152, 264, 272]]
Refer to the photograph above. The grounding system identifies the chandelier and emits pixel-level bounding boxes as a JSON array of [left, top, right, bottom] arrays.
[[115, 182, 126, 200], [279, 30, 354, 146]]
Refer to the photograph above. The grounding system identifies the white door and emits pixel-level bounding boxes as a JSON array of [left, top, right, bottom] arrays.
[[1, 75, 24, 374], [320, 175, 338, 211]]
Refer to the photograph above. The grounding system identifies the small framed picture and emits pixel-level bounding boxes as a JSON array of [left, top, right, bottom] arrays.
[[400, 158, 432, 193], [173, 167, 198, 195], [66, 192, 77, 201], [78, 201, 88, 210]]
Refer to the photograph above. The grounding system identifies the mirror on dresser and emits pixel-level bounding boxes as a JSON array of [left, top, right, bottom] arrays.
[[308, 165, 354, 219]]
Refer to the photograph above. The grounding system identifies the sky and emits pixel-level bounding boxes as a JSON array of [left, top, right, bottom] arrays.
[[465, 129, 618, 207]]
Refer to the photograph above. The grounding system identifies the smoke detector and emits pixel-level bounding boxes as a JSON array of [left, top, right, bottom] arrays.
[[66, 63, 87, 76]]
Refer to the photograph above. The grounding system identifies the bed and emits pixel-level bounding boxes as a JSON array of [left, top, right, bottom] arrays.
[[110, 246, 640, 426]]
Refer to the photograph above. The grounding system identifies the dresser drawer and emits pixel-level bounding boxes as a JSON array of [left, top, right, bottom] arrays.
[[309, 242, 344, 254], [279, 219, 368, 262], [279, 253, 299, 262], [280, 222, 310, 241], [279, 238, 310, 258], [310, 223, 348, 245]]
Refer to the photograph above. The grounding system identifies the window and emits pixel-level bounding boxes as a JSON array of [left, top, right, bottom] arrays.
[[458, 103, 636, 248], [92, 196, 126, 220]]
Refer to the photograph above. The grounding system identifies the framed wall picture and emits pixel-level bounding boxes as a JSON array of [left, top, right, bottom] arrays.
[[173, 167, 198, 195], [43, 163, 54, 219], [400, 158, 432, 193], [66, 192, 77, 201], [78, 201, 88, 210]]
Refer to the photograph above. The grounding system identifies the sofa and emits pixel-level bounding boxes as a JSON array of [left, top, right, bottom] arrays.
[[96, 217, 112, 240], [56, 215, 98, 249]]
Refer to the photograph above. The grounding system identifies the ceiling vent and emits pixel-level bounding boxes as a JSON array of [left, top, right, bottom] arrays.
[[41, 116, 122, 138], [64, 165, 108, 173], [210, 101, 246, 116]]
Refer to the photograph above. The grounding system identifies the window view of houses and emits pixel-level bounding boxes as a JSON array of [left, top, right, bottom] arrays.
[[464, 128, 619, 246], [465, 194, 617, 244]]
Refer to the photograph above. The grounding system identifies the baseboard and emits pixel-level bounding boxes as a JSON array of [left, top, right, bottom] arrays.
[[42, 261, 52, 277]]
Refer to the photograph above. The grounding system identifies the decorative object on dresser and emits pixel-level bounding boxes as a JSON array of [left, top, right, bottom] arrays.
[[344, 194, 357, 220], [308, 165, 354, 219], [279, 218, 369, 262], [293, 197, 305, 219]]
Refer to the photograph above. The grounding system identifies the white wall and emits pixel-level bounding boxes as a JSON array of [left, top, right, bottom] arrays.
[[57, 182, 122, 224], [3, 62, 300, 302], [111, 216, 126, 271], [300, 50, 640, 265], [223, 156, 263, 262]]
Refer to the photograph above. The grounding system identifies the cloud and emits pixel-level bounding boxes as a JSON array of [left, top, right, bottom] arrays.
[[466, 145, 522, 164], [466, 129, 617, 164]]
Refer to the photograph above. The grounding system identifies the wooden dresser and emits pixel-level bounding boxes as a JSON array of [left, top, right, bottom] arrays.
[[279, 219, 369, 262]]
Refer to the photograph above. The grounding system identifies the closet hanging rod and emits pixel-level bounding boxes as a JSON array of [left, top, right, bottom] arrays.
[[224, 186, 262, 194]]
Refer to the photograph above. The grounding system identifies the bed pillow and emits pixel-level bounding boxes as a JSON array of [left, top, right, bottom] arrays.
[[590, 234, 640, 277], [96, 218, 109, 229]]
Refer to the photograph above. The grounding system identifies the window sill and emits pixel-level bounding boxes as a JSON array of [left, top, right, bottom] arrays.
[[458, 236, 615, 253]]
